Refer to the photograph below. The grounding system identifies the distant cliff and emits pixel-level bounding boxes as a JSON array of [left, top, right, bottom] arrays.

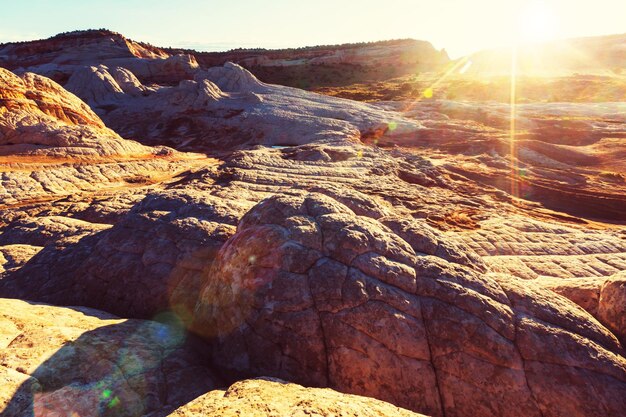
[[0, 31, 450, 89], [168, 39, 450, 88]]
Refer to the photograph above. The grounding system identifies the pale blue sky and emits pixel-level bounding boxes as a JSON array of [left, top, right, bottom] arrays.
[[1, 0, 624, 57]]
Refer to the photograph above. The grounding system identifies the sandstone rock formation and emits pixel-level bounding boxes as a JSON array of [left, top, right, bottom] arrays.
[[1, 193, 238, 319], [0, 143, 486, 318], [377, 100, 626, 221], [0, 298, 220, 417], [1, 32, 450, 89], [0, 30, 198, 86], [0, 245, 41, 275], [0, 67, 152, 159], [169, 378, 426, 417], [193, 193, 626, 417], [3, 32, 433, 152], [1, 31, 625, 417], [2, 139, 625, 417], [0, 67, 213, 209]]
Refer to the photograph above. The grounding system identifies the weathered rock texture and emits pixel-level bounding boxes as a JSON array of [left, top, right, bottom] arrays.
[[0, 31, 450, 89], [0, 66, 213, 210], [0, 67, 155, 159], [63, 62, 423, 151], [0, 30, 194, 86], [0, 143, 483, 317], [1, 31, 625, 417], [0, 189, 241, 318], [0, 244, 41, 275], [169, 377, 426, 417], [598, 272, 626, 344], [3, 140, 625, 417], [0, 298, 220, 417], [193, 193, 626, 417]]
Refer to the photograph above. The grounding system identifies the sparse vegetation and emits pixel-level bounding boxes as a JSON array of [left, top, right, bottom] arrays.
[[313, 74, 626, 103]]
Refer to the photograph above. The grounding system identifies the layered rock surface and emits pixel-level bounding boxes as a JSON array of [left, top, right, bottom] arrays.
[[4, 32, 428, 151], [598, 272, 626, 344], [1, 32, 450, 89], [0, 67, 212, 210], [0, 30, 197, 86], [1, 32, 625, 417], [377, 100, 626, 221], [0, 67, 151, 159], [3, 145, 626, 416]]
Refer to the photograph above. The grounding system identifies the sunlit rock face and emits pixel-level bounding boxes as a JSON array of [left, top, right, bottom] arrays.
[[168, 377, 427, 417], [0, 142, 478, 322], [375, 100, 626, 222], [2, 32, 428, 152], [0, 298, 220, 417], [194, 193, 626, 417], [0, 67, 150, 159], [0, 30, 197, 86], [0, 66, 198, 208]]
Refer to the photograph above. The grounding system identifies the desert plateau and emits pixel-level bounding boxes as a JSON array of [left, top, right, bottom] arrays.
[[0, 1, 625, 416]]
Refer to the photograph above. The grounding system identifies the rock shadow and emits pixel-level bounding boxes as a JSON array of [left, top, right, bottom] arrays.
[[1, 305, 219, 417]]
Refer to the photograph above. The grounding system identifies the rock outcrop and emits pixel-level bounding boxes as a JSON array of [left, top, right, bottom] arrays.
[[169, 378, 426, 417], [1, 32, 450, 89], [0, 30, 199, 86], [2, 137, 625, 417], [0, 144, 482, 319], [0, 193, 238, 319], [192, 193, 626, 417], [0, 67, 161, 159]]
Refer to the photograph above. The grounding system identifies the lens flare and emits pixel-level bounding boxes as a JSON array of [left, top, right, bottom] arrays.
[[509, 46, 519, 200]]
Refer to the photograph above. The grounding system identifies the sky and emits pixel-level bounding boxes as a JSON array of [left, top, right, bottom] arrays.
[[0, 0, 624, 58]]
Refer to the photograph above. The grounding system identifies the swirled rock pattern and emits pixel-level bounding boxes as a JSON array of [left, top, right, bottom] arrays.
[[3, 140, 625, 417], [0, 67, 153, 159], [62, 62, 423, 151]]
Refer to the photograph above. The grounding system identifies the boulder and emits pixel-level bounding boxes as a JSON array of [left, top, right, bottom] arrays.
[[194, 193, 626, 417]]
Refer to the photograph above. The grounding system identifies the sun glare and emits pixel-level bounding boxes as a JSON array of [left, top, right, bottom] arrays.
[[515, 2, 559, 45]]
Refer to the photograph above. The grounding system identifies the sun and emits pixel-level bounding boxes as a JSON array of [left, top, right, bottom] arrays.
[[514, 2, 559, 44]]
